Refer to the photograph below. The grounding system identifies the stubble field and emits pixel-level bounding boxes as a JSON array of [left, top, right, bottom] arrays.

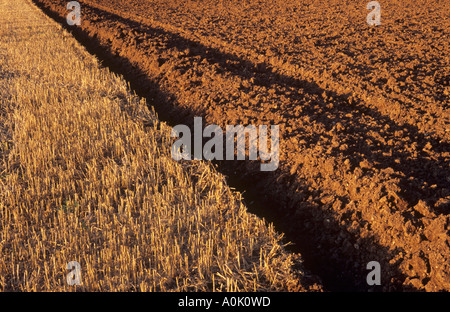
[[0, 0, 320, 291]]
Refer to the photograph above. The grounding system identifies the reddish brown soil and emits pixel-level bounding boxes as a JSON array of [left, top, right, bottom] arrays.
[[32, 0, 449, 291]]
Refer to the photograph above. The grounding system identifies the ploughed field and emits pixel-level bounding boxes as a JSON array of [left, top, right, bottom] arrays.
[[33, 0, 449, 291]]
